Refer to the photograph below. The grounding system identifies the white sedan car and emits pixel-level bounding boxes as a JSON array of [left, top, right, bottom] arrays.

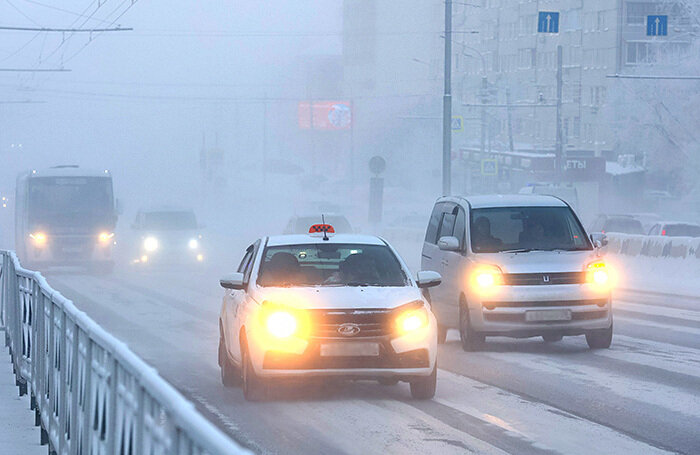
[[218, 225, 441, 401]]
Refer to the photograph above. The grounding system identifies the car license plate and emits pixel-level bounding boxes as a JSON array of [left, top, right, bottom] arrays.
[[525, 309, 572, 322], [62, 246, 83, 253], [320, 342, 379, 357]]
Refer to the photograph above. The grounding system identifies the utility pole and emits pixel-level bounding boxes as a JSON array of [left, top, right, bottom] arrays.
[[555, 45, 563, 179], [506, 88, 514, 153], [442, 0, 452, 196], [480, 76, 487, 154]]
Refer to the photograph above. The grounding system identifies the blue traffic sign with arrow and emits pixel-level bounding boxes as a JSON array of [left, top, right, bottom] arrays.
[[538, 11, 559, 33], [647, 15, 668, 36]]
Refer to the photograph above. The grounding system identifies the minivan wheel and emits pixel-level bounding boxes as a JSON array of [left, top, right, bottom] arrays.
[[542, 334, 563, 343], [409, 364, 437, 399], [459, 299, 484, 352], [437, 324, 448, 344], [586, 323, 613, 349]]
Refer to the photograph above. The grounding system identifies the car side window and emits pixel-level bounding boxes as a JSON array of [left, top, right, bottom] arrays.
[[425, 203, 445, 244], [453, 207, 466, 248], [649, 224, 660, 235], [438, 212, 456, 240], [237, 248, 254, 274]]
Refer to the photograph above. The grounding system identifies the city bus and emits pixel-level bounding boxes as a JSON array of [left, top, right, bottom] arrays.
[[15, 165, 119, 272]]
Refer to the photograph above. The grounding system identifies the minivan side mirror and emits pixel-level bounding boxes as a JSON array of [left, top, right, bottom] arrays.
[[590, 232, 608, 248], [437, 236, 461, 251], [220, 272, 246, 290], [416, 270, 442, 288]]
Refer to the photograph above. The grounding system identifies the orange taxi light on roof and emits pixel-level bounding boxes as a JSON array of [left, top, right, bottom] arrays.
[[309, 224, 335, 234]]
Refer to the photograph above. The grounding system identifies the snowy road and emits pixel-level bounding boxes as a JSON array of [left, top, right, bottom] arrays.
[[44, 267, 699, 455]]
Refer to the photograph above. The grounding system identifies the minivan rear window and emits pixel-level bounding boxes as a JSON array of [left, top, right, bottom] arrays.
[[470, 206, 591, 253]]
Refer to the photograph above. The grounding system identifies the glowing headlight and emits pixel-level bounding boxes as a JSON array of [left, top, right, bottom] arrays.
[[471, 265, 504, 290], [98, 232, 114, 244], [587, 261, 610, 287], [266, 311, 298, 339], [143, 236, 159, 252], [30, 232, 47, 246], [188, 238, 199, 249], [395, 306, 429, 335]]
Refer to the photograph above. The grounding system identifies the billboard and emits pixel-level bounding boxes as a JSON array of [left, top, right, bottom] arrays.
[[298, 101, 352, 130]]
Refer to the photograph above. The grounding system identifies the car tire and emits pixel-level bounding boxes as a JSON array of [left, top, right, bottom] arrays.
[[409, 364, 437, 399], [242, 341, 268, 401], [437, 324, 448, 344], [459, 298, 484, 352], [219, 334, 240, 387], [586, 323, 613, 349], [542, 334, 563, 343]]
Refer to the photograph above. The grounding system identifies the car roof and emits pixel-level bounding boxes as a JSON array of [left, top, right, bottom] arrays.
[[29, 166, 111, 178], [453, 194, 568, 209], [266, 234, 385, 247], [658, 221, 700, 226]]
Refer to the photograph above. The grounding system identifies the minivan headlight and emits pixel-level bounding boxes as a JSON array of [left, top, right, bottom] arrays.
[[586, 261, 610, 288], [471, 265, 504, 290]]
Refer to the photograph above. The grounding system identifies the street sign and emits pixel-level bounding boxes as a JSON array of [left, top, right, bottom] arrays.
[[538, 11, 559, 33], [646, 15, 668, 36], [481, 159, 498, 176], [451, 116, 463, 132]]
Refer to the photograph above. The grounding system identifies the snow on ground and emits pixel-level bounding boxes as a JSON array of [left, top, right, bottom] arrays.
[[0, 343, 46, 454], [608, 254, 700, 296]]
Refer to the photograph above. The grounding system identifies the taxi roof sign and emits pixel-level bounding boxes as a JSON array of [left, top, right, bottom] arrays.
[[309, 224, 335, 234]]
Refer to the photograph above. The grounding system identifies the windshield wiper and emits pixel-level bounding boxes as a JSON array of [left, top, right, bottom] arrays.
[[500, 248, 535, 254], [346, 281, 376, 287]]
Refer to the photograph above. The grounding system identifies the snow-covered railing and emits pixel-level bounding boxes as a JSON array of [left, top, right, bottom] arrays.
[[0, 250, 249, 455]]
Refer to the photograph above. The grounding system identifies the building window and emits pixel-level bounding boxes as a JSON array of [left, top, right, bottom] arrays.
[[626, 2, 655, 25], [626, 41, 655, 64]]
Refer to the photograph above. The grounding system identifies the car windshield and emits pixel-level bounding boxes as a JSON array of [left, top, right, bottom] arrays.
[[143, 211, 197, 230], [257, 243, 408, 287], [664, 224, 700, 238], [604, 218, 644, 234], [470, 206, 591, 253]]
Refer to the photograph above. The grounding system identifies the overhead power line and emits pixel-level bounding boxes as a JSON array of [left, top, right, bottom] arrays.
[[0, 68, 69, 71], [607, 74, 700, 80], [0, 25, 132, 32]]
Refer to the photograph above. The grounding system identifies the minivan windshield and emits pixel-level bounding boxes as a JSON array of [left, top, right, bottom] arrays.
[[143, 211, 197, 230], [258, 243, 407, 287], [470, 206, 591, 253]]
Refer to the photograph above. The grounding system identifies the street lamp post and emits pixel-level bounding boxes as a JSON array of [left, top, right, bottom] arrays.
[[442, 0, 453, 196]]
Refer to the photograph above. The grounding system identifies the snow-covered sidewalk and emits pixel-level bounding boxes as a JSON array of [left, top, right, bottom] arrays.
[[0, 335, 44, 455]]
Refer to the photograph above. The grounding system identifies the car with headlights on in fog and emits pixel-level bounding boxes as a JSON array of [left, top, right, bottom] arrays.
[[129, 207, 205, 265], [217, 224, 441, 401], [422, 195, 613, 351]]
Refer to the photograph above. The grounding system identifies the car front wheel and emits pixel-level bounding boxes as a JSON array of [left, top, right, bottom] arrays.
[[219, 334, 240, 387], [586, 323, 613, 349], [459, 299, 484, 351], [409, 364, 437, 399], [242, 341, 268, 401]]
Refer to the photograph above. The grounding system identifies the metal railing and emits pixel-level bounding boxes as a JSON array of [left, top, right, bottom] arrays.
[[0, 250, 249, 455]]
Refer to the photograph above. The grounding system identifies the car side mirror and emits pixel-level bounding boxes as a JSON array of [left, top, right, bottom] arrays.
[[416, 270, 441, 289], [437, 236, 461, 251], [590, 232, 608, 248], [220, 272, 246, 290]]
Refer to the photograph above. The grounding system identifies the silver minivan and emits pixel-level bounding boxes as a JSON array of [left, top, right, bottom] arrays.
[[421, 194, 612, 351]]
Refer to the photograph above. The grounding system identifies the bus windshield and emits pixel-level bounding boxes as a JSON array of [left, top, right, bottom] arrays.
[[28, 177, 114, 226]]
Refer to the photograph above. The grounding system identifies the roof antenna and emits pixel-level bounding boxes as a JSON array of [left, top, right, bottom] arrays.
[[321, 214, 329, 241]]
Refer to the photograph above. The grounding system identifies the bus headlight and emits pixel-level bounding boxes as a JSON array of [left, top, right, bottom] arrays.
[[143, 236, 159, 252], [30, 232, 47, 247], [98, 232, 114, 244], [188, 238, 199, 249]]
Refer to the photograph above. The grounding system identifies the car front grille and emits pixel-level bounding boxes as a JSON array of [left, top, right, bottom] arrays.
[[308, 308, 393, 339], [482, 298, 608, 309], [503, 271, 586, 286]]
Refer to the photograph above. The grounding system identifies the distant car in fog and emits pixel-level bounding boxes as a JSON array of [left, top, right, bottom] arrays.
[[628, 212, 662, 232], [423, 194, 613, 350], [129, 207, 205, 264], [647, 221, 700, 238], [589, 214, 645, 235], [283, 214, 353, 234]]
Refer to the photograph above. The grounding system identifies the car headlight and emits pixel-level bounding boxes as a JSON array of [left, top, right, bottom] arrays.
[[586, 261, 610, 288], [29, 232, 47, 246], [266, 311, 298, 339], [395, 305, 429, 335], [143, 236, 159, 252], [471, 265, 504, 291], [98, 232, 114, 244], [188, 238, 199, 249]]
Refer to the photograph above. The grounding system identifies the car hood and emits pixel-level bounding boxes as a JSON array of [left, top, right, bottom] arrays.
[[475, 250, 599, 274], [251, 285, 423, 310]]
